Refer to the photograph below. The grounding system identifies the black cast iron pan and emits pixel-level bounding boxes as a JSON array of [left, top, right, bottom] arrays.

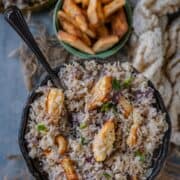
[[19, 59, 171, 180]]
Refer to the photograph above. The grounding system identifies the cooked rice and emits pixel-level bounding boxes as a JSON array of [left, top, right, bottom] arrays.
[[25, 61, 168, 180]]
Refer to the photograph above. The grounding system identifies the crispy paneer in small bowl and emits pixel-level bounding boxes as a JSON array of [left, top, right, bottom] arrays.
[[53, 0, 132, 58]]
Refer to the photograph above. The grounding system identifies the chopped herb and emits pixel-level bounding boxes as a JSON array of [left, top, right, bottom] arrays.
[[101, 102, 113, 112], [101, 102, 117, 113], [80, 122, 87, 129], [36, 123, 47, 133], [135, 150, 145, 162], [80, 136, 88, 145], [103, 172, 111, 179], [123, 76, 134, 88], [112, 78, 121, 91]]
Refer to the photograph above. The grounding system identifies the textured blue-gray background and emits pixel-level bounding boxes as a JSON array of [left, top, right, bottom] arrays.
[[0, 11, 52, 179]]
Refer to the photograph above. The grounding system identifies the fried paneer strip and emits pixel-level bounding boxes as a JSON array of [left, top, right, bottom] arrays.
[[61, 157, 79, 180], [104, 0, 125, 18], [97, 0, 104, 23], [58, 11, 74, 24], [55, 135, 68, 155], [93, 36, 119, 53], [127, 109, 143, 147], [87, 0, 99, 25], [63, 0, 88, 32], [86, 28, 96, 38], [87, 24, 97, 38], [58, 31, 94, 54], [119, 96, 133, 118], [127, 124, 138, 147], [93, 119, 115, 162], [58, 11, 96, 38], [87, 76, 112, 110], [46, 88, 64, 123], [112, 8, 128, 38], [60, 18, 91, 46], [87, 0, 104, 25]]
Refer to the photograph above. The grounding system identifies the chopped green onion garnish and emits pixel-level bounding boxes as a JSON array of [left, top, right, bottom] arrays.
[[101, 102, 113, 112], [135, 150, 145, 162], [103, 172, 111, 179], [101, 102, 117, 113], [112, 78, 121, 91], [36, 123, 48, 132], [123, 76, 134, 88], [80, 122, 87, 129], [80, 136, 88, 145]]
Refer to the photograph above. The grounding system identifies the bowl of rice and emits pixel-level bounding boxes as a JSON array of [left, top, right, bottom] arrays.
[[19, 60, 171, 180]]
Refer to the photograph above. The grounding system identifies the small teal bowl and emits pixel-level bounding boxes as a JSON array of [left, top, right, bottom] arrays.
[[53, 0, 132, 59]]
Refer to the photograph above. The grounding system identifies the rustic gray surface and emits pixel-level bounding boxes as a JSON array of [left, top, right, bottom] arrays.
[[0, 12, 52, 179], [0, 14, 29, 179]]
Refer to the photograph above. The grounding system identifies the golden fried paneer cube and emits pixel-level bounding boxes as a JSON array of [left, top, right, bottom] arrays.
[[87, 76, 112, 110], [104, 0, 125, 18], [61, 157, 79, 180], [93, 119, 115, 162], [58, 31, 94, 54], [55, 135, 68, 155], [63, 0, 88, 32], [93, 35, 119, 53], [119, 96, 133, 118], [111, 8, 128, 39], [46, 88, 64, 118], [127, 124, 138, 147], [127, 109, 143, 147]]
